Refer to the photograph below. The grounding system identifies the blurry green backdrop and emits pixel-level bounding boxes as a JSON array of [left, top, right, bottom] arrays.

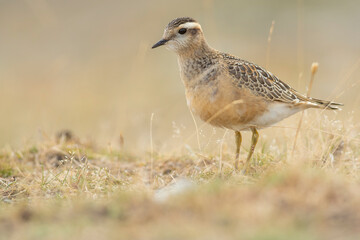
[[0, 0, 359, 151]]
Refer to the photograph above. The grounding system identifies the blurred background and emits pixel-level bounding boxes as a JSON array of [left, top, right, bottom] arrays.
[[0, 0, 359, 152]]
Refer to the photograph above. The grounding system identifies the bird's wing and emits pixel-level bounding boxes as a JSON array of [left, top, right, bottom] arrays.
[[220, 53, 343, 109], [221, 53, 307, 104]]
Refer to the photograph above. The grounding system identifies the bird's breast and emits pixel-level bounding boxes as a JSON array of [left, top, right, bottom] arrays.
[[184, 77, 269, 129]]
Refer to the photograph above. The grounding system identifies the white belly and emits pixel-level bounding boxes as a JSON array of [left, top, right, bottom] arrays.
[[231, 103, 302, 131], [251, 103, 302, 127]]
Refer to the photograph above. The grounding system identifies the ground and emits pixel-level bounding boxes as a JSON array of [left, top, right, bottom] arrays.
[[0, 116, 359, 240]]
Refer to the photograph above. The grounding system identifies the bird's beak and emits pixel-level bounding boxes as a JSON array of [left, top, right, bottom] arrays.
[[152, 39, 168, 49]]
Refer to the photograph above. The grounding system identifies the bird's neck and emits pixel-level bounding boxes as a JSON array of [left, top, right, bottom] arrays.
[[177, 39, 213, 58], [177, 41, 218, 87]]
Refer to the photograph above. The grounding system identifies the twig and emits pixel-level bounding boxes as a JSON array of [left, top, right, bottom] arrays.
[[189, 108, 202, 153], [219, 129, 228, 176], [291, 62, 319, 157], [150, 113, 155, 183], [266, 20, 275, 69]]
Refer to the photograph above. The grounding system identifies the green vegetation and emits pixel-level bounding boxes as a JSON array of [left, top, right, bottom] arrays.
[[0, 115, 359, 240]]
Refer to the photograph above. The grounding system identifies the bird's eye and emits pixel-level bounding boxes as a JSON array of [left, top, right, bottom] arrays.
[[178, 28, 187, 34]]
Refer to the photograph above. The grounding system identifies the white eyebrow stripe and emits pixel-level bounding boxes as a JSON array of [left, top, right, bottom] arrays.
[[179, 22, 202, 30]]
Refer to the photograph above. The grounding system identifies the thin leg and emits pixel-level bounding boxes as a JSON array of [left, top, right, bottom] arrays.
[[234, 131, 242, 170], [243, 127, 259, 173]]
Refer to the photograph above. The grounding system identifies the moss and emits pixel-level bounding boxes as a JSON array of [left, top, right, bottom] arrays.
[[28, 146, 38, 154], [0, 167, 13, 178]]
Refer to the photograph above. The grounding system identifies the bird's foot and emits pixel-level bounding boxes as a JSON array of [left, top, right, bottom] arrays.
[[234, 160, 244, 171], [239, 167, 248, 175], [234, 161, 250, 175]]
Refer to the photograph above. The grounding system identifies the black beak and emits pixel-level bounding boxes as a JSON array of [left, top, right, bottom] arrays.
[[152, 39, 168, 49]]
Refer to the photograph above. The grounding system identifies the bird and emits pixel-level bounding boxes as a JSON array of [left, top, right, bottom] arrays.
[[152, 17, 342, 173]]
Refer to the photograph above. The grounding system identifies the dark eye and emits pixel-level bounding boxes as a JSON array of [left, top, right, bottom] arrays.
[[178, 28, 187, 34]]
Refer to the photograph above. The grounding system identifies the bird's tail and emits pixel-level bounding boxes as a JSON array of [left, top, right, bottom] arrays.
[[306, 97, 343, 110]]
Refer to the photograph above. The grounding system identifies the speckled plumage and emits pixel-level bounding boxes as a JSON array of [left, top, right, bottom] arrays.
[[221, 53, 341, 108], [152, 17, 343, 172], [166, 17, 196, 29]]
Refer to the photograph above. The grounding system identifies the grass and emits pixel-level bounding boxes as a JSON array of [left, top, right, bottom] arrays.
[[0, 1, 359, 239], [0, 113, 359, 240]]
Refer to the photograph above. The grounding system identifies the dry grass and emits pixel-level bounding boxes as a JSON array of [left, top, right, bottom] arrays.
[[1, 2, 359, 239], [0, 114, 359, 240]]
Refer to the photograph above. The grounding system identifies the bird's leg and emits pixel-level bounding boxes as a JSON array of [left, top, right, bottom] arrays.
[[234, 131, 242, 170], [243, 127, 259, 173]]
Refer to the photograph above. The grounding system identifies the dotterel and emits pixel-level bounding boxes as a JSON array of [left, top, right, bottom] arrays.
[[152, 17, 342, 173]]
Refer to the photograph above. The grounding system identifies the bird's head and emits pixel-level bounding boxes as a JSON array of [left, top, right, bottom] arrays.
[[152, 17, 206, 53]]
